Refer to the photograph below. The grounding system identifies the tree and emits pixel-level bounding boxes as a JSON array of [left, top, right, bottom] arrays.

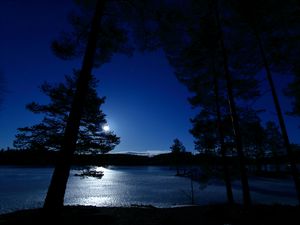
[[44, 0, 108, 209], [163, 0, 258, 206], [170, 138, 186, 175], [44, 0, 184, 209], [282, 1, 300, 119], [264, 121, 285, 173], [239, 109, 266, 173], [212, 0, 252, 206], [230, 0, 300, 204], [43, 0, 156, 209], [170, 138, 186, 154], [285, 73, 300, 118], [13, 71, 119, 154], [190, 110, 219, 155]]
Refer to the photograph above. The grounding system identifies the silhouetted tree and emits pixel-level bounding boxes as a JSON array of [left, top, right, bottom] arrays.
[[105, 0, 299, 206], [14, 71, 119, 154], [264, 121, 285, 173], [239, 109, 266, 173], [212, 72, 234, 205], [190, 111, 220, 156], [170, 138, 186, 154], [213, 0, 252, 206], [43, 0, 159, 209], [170, 138, 186, 175], [230, 0, 300, 204], [285, 73, 300, 118], [282, 1, 300, 120], [44, 0, 109, 209], [162, 0, 260, 206]]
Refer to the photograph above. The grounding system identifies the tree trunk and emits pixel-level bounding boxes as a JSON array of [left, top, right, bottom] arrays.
[[43, 0, 106, 210], [213, 69, 234, 205], [213, 0, 251, 207], [256, 32, 300, 204]]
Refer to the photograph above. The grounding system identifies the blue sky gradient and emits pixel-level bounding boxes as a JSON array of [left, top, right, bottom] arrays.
[[0, 0, 299, 153]]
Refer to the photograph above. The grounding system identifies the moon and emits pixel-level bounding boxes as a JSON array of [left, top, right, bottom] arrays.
[[102, 124, 110, 132]]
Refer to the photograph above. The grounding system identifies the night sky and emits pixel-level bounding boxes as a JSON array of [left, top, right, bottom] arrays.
[[0, 0, 299, 154]]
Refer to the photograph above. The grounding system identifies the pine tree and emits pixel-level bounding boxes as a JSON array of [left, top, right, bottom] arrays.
[[170, 138, 186, 175], [163, 0, 263, 206], [239, 109, 266, 173], [14, 71, 119, 154], [43, 0, 107, 209], [264, 121, 285, 173], [230, 0, 300, 204], [43, 0, 161, 209], [285, 73, 300, 117], [170, 138, 186, 154]]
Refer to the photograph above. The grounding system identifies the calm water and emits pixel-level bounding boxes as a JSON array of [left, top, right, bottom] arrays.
[[0, 165, 297, 214]]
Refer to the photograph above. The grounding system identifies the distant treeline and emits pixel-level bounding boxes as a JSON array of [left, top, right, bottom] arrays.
[[0, 149, 299, 167], [0, 149, 193, 166]]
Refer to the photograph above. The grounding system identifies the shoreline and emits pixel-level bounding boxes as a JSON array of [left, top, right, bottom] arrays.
[[0, 204, 299, 225]]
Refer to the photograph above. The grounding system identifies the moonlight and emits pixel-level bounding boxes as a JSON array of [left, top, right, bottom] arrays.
[[102, 124, 110, 132]]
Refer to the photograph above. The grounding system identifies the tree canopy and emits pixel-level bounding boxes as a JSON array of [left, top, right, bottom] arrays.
[[14, 71, 120, 154], [170, 138, 186, 154]]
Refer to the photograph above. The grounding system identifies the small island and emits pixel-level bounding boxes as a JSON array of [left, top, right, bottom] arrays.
[[74, 168, 104, 179]]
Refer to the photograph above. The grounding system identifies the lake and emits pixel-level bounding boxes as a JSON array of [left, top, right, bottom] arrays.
[[0, 165, 297, 214]]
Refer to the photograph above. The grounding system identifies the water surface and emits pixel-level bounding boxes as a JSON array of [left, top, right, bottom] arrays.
[[0, 165, 297, 214]]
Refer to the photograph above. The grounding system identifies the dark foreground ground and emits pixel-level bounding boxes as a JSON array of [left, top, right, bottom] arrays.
[[0, 204, 299, 225]]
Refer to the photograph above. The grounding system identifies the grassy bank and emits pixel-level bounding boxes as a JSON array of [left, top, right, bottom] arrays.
[[0, 204, 299, 225]]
